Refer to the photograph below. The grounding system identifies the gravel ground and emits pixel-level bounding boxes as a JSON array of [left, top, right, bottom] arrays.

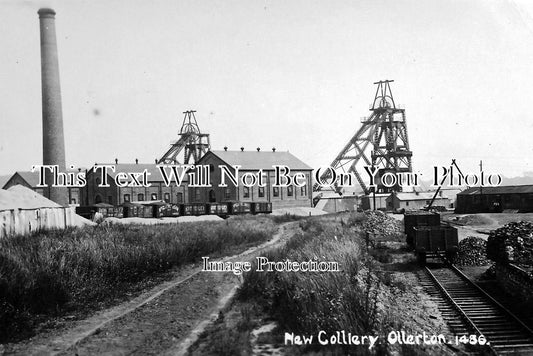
[[443, 213, 533, 241]]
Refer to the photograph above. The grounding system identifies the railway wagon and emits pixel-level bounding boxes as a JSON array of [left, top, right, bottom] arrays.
[[76, 204, 122, 219], [251, 202, 272, 214], [412, 225, 458, 264], [76, 200, 272, 221], [404, 211, 441, 246], [181, 203, 207, 216], [161, 204, 181, 217], [228, 202, 252, 215], [206, 202, 229, 217]]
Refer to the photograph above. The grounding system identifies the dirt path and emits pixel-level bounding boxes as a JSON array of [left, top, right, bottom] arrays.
[[6, 222, 300, 356]]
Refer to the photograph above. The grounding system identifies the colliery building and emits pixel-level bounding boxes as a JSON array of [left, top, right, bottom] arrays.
[[80, 162, 189, 206], [387, 191, 451, 211], [3, 171, 81, 206], [455, 185, 533, 213], [194, 149, 313, 209]]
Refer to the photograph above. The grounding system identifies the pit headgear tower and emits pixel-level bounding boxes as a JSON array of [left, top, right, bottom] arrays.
[[317, 80, 413, 194], [158, 111, 210, 164]]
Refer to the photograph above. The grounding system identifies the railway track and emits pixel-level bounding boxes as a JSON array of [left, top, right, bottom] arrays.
[[419, 263, 533, 355]]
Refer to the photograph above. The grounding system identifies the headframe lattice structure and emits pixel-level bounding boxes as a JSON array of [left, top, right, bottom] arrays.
[[317, 80, 413, 194], [158, 110, 211, 164]]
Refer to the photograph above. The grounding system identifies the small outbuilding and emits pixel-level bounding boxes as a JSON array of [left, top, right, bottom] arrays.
[[361, 193, 391, 211], [386, 191, 451, 211]]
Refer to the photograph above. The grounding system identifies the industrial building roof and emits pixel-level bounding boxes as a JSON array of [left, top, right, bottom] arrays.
[[91, 163, 189, 182], [205, 150, 312, 170], [3, 170, 86, 189], [9, 171, 41, 188], [457, 185, 533, 195], [392, 192, 449, 201]]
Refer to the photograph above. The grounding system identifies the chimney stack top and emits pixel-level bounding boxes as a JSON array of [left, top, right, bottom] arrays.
[[38, 8, 56, 18]]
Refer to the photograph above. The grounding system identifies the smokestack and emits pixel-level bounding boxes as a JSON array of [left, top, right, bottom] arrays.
[[38, 8, 68, 206]]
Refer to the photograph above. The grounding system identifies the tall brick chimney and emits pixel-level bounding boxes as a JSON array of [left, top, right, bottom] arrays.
[[38, 8, 68, 206]]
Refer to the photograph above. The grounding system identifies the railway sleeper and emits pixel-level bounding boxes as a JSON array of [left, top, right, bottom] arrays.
[[476, 323, 521, 329], [478, 327, 525, 332], [489, 335, 533, 342], [492, 344, 533, 350], [482, 329, 529, 335], [468, 315, 508, 320]]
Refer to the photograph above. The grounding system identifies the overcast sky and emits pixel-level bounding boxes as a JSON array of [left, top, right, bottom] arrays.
[[1, 0, 533, 181]]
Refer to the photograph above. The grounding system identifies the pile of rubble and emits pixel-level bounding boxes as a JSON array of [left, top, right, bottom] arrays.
[[487, 221, 533, 266], [363, 211, 402, 237], [455, 236, 490, 266]]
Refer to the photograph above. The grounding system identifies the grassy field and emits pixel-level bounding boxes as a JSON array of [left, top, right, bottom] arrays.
[[190, 213, 451, 355], [0, 216, 276, 343]]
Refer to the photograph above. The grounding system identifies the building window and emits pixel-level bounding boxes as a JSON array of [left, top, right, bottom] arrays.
[[124, 194, 130, 202], [70, 198, 77, 204], [273, 187, 279, 197], [225, 188, 231, 200], [406, 201, 409, 206], [258, 186, 265, 198], [176, 192, 183, 203], [195, 188, 201, 201], [243, 186, 250, 198], [300, 185, 307, 196], [164, 192, 170, 203], [108, 196, 113, 204], [138, 193, 144, 201], [287, 186, 293, 197], [209, 164, 215, 172], [151, 193, 158, 200]]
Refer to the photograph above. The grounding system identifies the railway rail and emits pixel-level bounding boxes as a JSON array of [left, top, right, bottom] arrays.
[[419, 263, 533, 355]]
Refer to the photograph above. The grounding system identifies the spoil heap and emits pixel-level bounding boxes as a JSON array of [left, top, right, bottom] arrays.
[[455, 236, 489, 266], [487, 221, 533, 266], [363, 211, 402, 237]]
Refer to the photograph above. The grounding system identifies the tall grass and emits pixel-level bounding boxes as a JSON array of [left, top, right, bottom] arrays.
[[239, 221, 380, 337], [238, 214, 446, 355], [0, 217, 275, 342]]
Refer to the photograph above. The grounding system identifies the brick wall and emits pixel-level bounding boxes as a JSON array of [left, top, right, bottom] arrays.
[[494, 263, 533, 303]]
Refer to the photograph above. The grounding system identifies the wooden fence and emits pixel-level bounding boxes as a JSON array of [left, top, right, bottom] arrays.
[[0, 207, 77, 239]]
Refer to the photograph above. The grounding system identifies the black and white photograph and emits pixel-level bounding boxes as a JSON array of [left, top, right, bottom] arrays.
[[2, 0, 533, 355]]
